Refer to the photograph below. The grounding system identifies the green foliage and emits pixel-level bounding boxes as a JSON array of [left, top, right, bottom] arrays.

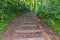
[[0, 0, 35, 36], [0, 22, 8, 35], [37, 0, 60, 36]]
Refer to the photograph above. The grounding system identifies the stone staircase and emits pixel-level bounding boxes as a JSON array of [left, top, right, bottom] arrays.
[[2, 12, 45, 40]]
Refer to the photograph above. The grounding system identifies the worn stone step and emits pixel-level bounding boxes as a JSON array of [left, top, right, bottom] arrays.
[[15, 37, 45, 40], [15, 30, 41, 33], [22, 15, 33, 16], [21, 21, 36, 22], [20, 19, 35, 21], [20, 21, 37, 24], [16, 27, 40, 30], [18, 21, 36, 24], [23, 18, 35, 20], [13, 33, 42, 38], [20, 25, 38, 27], [19, 19, 35, 20], [20, 22, 37, 25], [20, 23, 37, 25], [23, 17, 33, 18], [24, 14, 33, 16], [22, 17, 33, 18]]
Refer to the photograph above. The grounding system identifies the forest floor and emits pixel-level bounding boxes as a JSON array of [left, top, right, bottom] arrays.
[[2, 12, 60, 40]]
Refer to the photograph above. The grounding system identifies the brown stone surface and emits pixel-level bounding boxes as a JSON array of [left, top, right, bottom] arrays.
[[2, 12, 45, 40]]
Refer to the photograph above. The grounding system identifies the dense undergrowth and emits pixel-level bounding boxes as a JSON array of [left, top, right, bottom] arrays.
[[37, 0, 60, 36], [0, 0, 31, 37]]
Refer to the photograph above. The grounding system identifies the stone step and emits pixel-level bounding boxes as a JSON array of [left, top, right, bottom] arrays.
[[15, 30, 41, 33], [15, 37, 45, 40], [22, 15, 33, 16], [20, 21, 37, 24], [21, 21, 36, 22], [23, 18, 34, 20], [16, 21, 36, 23], [19, 19, 35, 20], [20, 23, 37, 25], [20, 25, 38, 27], [16, 27, 40, 30], [20, 21, 36, 24], [20, 19, 35, 21], [18, 26, 40, 29], [23, 17, 33, 18], [17, 21, 36, 24], [13, 33, 42, 38], [23, 15, 33, 16]]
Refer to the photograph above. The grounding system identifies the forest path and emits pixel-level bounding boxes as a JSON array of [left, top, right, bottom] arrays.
[[2, 12, 45, 40], [2, 12, 60, 40]]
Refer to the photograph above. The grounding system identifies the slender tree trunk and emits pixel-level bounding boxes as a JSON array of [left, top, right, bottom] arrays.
[[34, 0, 37, 12]]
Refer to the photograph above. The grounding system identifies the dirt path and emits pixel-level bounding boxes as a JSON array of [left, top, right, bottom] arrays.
[[2, 12, 60, 40]]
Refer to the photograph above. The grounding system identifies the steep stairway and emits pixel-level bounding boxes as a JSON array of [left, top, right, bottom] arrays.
[[2, 12, 45, 40]]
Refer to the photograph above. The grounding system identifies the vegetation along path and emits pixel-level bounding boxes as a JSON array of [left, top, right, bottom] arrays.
[[2, 12, 60, 40]]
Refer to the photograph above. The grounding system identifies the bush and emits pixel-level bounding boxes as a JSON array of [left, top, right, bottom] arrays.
[[37, 0, 60, 36], [0, 0, 32, 36]]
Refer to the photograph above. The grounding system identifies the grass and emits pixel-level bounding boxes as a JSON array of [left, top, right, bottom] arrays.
[[0, 37, 2, 40], [0, 22, 8, 36], [44, 19, 60, 36], [52, 22, 60, 36], [0, 22, 8, 40], [0, 13, 16, 36]]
